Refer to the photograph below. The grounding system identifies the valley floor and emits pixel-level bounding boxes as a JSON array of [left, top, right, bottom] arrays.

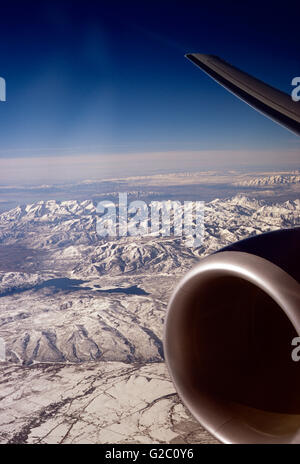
[[0, 361, 218, 444]]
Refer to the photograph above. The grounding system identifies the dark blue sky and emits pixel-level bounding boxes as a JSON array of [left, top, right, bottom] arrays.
[[0, 1, 299, 170]]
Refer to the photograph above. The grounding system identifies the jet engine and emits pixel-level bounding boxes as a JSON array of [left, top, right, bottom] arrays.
[[164, 228, 300, 443]]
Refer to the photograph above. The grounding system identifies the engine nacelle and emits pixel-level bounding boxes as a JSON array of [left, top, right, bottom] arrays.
[[164, 228, 300, 443]]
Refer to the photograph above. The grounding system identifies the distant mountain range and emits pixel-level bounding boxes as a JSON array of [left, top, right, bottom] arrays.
[[234, 174, 300, 186]]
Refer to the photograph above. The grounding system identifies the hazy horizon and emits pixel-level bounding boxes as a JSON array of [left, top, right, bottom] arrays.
[[0, 149, 299, 186]]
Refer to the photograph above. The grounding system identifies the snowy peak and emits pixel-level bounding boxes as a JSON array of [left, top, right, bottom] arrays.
[[235, 174, 300, 187]]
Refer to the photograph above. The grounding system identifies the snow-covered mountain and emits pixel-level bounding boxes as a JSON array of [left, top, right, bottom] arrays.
[[0, 194, 299, 366], [234, 174, 300, 186], [0, 196, 299, 250], [0, 194, 299, 443]]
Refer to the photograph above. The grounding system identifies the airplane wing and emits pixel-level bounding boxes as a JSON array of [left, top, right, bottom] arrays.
[[186, 53, 300, 136]]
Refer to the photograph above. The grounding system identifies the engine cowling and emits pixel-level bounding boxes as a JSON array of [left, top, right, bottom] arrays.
[[164, 227, 300, 443]]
